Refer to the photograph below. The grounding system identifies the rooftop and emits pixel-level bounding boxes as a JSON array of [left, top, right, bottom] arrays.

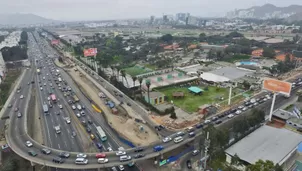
[[209, 67, 252, 81], [188, 86, 203, 94], [225, 125, 302, 165], [273, 109, 293, 120]]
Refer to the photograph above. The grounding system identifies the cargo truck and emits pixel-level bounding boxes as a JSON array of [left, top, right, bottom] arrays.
[[73, 95, 79, 102]]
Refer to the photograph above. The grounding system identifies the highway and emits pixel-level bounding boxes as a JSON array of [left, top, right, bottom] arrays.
[[4, 31, 302, 170]]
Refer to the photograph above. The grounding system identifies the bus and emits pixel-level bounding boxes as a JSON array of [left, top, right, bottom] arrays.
[[96, 126, 107, 142], [50, 94, 56, 102]]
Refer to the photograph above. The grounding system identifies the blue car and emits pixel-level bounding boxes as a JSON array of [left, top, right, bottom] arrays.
[[96, 143, 103, 149], [153, 145, 164, 152]]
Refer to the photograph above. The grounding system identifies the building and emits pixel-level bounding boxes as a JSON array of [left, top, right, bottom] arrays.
[[225, 125, 302, 170], [150, 16, 155, 24], [187, 16, 199, 26], [144, 91, 166, 105]]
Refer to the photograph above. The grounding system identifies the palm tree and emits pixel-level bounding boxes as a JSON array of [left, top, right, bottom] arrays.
[[132, 76, 137, 98], [116, 66, 121, 82], [138, 77, 143, 98], [121, 70, 129, 87], [146, 81, 151, 104]]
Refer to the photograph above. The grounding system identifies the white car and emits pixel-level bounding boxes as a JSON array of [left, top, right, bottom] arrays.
[[77, 153, 87, 158], [47, 97, 51, 101], [118, 165, 125, 171], [242, 107, 248, 111], [204, 119, 211, 124], [25, 141, 33, 147], [20, 95, 24, 99], [227, 114, 234, 118], [162, 137, 172, 143], [40, 87, 43, 90], [76, 113, 81, 118], [97, 158, 109, 164], [235, 110, 242, 115], [71, 105, 76, 110], [115, 151, 126, 156], [58, 104, 63, 109], [66, 118, 71, 124], [107, 147, 113, 152]]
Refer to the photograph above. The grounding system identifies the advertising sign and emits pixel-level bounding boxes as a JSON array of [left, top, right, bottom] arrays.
[[83, 48, 97, 57], [262, 78, 292, 96], [51, 39, 60, 45]]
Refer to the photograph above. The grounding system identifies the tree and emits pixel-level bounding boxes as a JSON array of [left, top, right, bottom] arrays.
[[246, 160, 275, 171], [170, 106, 177, 119], [138, 77, 144, 98], [199, 33, 207, 42], [242, 80, 251, 90], [161, 34, 173, 43], [226, 31, 244, 38], [121, 70, 129, 87], [132, 76, 137, 98], [146, 81, 151, 104], [207, 49, 215, 60], [231, 154, 242, 166], [262, 47, 276, 58]]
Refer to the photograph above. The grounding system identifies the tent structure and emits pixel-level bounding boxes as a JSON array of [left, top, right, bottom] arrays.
[[188, 86, 203, 94]]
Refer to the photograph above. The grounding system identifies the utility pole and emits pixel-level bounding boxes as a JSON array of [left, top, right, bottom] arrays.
[[200, 132, 210, 171]]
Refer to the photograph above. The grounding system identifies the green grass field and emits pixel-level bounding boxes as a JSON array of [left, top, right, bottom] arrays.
[[158, 86, 241, 113], [123, 65, 153, 76]]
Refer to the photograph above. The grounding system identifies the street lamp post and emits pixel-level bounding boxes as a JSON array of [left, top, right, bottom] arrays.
[[200, 132, 210, 171]]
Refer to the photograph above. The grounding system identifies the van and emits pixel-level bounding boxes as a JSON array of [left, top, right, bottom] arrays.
[[153, 145, 164, 152], [174, 136, 184, 143], [186, 127, 194, 132], [119, 155, 131, 162], [75, 158, 88, 165]]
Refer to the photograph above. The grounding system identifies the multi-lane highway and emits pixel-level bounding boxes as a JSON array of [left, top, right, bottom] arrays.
[[4, 30, 302, 170]]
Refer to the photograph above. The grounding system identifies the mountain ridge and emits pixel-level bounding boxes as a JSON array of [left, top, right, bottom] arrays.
[[226, 4, 302, 21], [0, 13, 60, 26]]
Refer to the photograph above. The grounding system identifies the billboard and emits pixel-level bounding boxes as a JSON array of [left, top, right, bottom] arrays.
[[83, 48, 97, 57], [262, 78, 292, 96], [51, 39, 60, 45]]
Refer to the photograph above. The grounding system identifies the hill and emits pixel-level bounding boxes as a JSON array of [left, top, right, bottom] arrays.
[[226, 4, 302, 21], [0, 13, 59, 26]]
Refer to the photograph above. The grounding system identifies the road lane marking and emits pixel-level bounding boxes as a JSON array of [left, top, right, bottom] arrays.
[[64, 141, 67, 147], [58, 144, 60, 149]]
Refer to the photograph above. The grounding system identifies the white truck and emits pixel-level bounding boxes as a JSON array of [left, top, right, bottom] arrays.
[[54, 125, 61, 134]]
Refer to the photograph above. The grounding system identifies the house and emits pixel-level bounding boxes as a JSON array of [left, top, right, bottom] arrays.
[[144, 91, 166, 105]]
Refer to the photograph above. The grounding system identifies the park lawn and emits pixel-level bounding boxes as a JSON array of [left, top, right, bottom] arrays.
[[159, 86, 240, 113], [123, 65, 153, 76], [223, 54, 251, 63]]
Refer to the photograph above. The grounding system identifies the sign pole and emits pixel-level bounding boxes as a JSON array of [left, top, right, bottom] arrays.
[[269, 92, 277, 122], [94, 55, 98, 74], [228, 85, 232, 105]]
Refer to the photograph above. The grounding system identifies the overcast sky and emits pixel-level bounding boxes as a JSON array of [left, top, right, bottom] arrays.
[[1, 0, 302, 21]]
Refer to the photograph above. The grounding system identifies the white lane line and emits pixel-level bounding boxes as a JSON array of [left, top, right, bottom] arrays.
[[55, 133, 57, 138], [66, 129, 70, 134], [58, 144, 60, 149], [50, 117, 54, 124]]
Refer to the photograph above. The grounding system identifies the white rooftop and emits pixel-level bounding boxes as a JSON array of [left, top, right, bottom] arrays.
[[225, 125, 302, 165]]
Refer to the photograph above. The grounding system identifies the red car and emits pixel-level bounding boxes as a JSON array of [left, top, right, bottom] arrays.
[[95, 153, 106, 158]]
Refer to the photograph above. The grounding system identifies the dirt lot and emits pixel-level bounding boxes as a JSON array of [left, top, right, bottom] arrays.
[[59, 61, 159, 146]]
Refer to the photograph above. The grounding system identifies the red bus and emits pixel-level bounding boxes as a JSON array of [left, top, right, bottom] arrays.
[[50, 94, 56, 102]]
